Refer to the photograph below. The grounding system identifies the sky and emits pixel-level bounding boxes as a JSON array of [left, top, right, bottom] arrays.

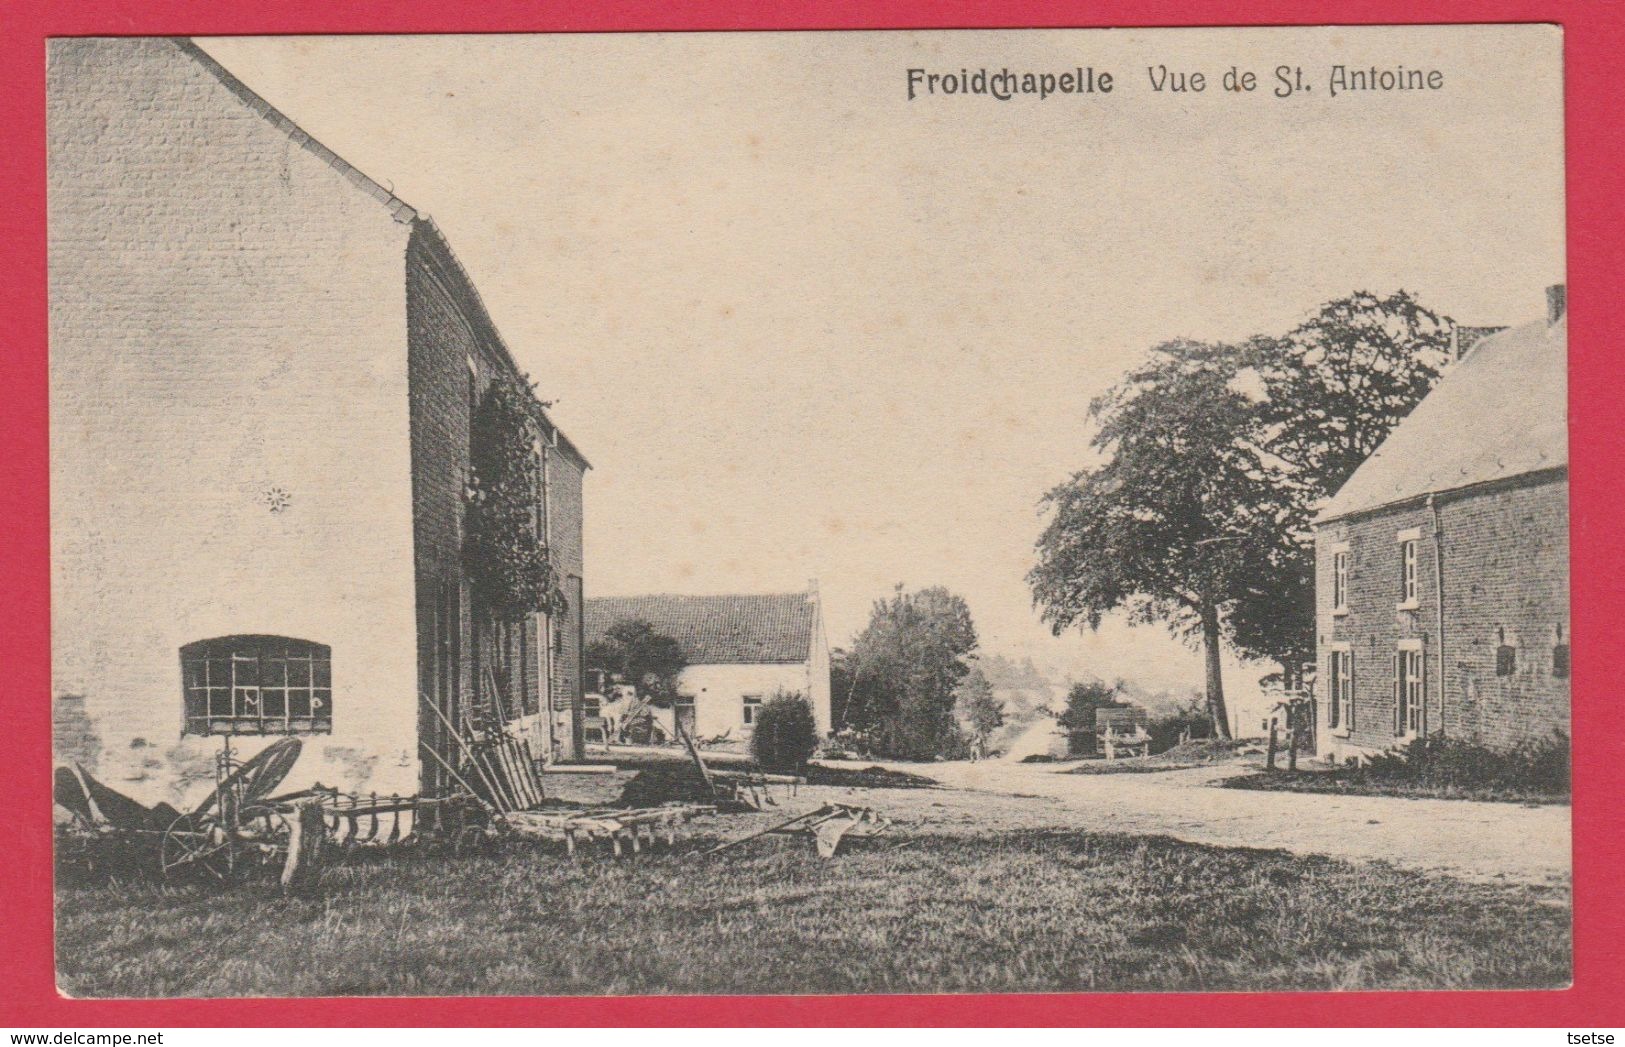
[[198, 27, 1564, 701]]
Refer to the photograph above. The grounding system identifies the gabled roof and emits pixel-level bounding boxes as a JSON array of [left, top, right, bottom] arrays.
[[1317, 315, 1567, 523], [585, 592, 819, 665]]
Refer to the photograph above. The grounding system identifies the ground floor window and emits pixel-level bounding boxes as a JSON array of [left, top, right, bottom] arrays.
[[1395, 646, 1423, 736], [181, 635, 331, 735], [742, 694, 763, 726], [1328, 648, 1353, 730]]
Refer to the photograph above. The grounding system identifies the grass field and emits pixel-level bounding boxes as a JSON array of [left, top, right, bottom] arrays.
[[1222, 769, 1570, 805], [57, 826, 1570, 997]]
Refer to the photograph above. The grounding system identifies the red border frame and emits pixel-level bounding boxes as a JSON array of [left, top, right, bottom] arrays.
[[3, 0, 1621, 1028]]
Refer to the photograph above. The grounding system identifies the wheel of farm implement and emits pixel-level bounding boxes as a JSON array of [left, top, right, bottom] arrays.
[[160, 814, 233, 881]]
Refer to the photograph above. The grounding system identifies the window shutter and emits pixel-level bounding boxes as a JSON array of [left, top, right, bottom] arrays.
[[1392, 652, 1401, 736], [1326, 655, 1336, 729]]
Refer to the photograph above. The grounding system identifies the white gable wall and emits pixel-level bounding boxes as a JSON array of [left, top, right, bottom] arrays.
[[49, 39, 420, 805]]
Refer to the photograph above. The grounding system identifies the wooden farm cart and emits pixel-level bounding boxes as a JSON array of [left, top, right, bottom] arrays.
[[708, 802, 891, 859], [506, 804, 716, 858]]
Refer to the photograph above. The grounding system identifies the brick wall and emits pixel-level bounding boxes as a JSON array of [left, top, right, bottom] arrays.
[[49, 38, 421, 805], [407, 222, 588, 771], [1438, 476, 1570, 749], [1314, 472, 1569, 758]]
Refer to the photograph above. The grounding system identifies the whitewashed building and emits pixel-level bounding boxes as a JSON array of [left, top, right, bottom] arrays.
[[584, 588, 831, 742]]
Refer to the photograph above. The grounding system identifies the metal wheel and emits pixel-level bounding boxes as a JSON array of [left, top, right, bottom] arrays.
[[160, 814, 232, 881]]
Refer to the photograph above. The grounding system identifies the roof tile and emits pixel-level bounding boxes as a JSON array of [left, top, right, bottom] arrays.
[[585, 592, 817, 665]]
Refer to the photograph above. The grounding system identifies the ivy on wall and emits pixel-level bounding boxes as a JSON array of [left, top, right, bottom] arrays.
[[465, 378, 566, 623]]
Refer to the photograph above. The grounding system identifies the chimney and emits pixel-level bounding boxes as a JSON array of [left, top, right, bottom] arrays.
[[1546, 283, 1566, 325]]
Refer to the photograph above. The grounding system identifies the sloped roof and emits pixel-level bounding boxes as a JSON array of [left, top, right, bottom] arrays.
[[585, 592, 818, 665], [1317, 315, 1567, 522]]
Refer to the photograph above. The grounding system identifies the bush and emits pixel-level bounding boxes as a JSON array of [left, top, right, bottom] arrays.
[[1146, 698, 1214, 755], [1365, 731, 1570, 795], [750, 691, 819, 772]]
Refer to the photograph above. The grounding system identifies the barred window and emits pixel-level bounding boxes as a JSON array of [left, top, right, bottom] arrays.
[[181, 635, 332, 736]]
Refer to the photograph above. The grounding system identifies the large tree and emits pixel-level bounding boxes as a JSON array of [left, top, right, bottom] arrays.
[[1029, 339, 1287, 738], [1247, 291, 1453, 504], [1229, 291, 1454, 682], [843, 585, 980, 759], [1030, 292, 1455, 706]]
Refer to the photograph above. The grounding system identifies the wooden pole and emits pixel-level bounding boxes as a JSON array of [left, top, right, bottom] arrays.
[[1266, 717, 1279, 771], [418, 693, 504, 809], [465, 711, 518, 813], [416, 740, 488, 809]]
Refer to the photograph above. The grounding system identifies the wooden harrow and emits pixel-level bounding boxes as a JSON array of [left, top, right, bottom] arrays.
[[504, 803, 716, 857], [706, 802, 891, 858]]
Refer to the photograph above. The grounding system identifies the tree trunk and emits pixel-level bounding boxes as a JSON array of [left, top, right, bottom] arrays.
[[1201, 604, 1233, 740]]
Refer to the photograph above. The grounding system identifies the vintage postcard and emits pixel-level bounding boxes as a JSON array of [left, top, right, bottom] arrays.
[[48, 25, 1568, 997]]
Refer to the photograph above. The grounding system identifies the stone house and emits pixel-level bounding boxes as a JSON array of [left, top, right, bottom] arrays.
[[1313, 287, 1568, 761], [583, 588, 832, 743], [48, 37, 588, 805]]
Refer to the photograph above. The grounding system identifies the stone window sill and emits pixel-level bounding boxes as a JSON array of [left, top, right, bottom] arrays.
[[1396, 600, 1421, 612]]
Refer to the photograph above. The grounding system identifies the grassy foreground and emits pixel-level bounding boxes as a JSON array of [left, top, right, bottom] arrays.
[[1222, 769, 1570, 805], [57, 828, 1569, 997]]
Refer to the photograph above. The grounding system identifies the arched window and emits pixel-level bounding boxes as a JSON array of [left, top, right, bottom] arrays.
[[180, 636, 332, 736]]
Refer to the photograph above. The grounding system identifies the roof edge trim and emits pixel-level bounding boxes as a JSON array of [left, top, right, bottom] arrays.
[[171, 38, 420, 225]]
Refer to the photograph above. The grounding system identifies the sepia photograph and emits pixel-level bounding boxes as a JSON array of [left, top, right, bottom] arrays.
[[46, 25, 1569, 999]]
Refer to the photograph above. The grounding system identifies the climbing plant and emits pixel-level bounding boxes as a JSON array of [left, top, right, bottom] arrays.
[[465, 378, 565, 622]]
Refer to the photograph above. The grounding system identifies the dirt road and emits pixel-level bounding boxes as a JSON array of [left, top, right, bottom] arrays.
[[812, 757, 1571, 887]]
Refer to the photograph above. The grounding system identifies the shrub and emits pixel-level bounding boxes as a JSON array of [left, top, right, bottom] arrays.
[[750, 691, 819, 772], [1365, 731, 1570, 796], [465, 380, 564, 621], [1146, 698, 1214, 755], [1056, 679, 1130, 756]]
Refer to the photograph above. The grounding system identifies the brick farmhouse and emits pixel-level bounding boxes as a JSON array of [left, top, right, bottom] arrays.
[[49, 38, 588, 805], [1313, 287, 1568, 761], [584, 589, 832, 743]]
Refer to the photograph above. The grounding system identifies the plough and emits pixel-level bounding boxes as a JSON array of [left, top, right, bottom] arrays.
[[674, 718, 803, 810]]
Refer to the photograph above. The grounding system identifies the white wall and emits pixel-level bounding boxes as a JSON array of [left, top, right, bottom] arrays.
[[680, 663, 820, 742], [49, 39, 421, 806]]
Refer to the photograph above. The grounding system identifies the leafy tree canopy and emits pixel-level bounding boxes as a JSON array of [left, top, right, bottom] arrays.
[[584, 618, 688, 705], [1030, 291, 1454, 708], [955, 667, 1005, 745], [843, 585, 979, 760]]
